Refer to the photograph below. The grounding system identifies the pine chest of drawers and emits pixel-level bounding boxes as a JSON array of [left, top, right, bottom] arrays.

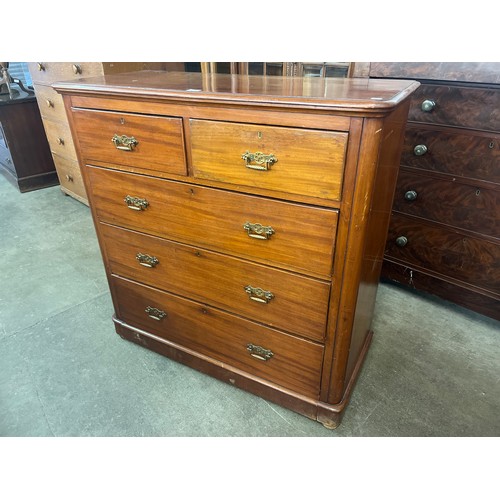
[[54, 71, 418, 428]]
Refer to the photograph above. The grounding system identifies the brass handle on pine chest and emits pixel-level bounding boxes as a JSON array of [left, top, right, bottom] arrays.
[[145, 306, 166, 320], [243, 222, 275, 240], [246, 343, 274, 361], [112, 134, 139, 151], [242, 151, 277, 171], [124, 195, 149, 211], [244, 285, 274, 304], [136, 253, 159, 268]]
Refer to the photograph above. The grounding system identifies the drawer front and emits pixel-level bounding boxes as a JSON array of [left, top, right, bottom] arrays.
[[190, 120, 347, 201], [401, 126, 500, 184], [393, 170, 499, 238], [53, 154, 87, 201], [385, 214, 500, 294], [0, 144, 14, 172], [101, 223, 330, 341], [33, 84, 68, 123], [71, 108, 187, 176], [42, 119, 77, 159], [112, 276, 324, 398], [88, 167, 337, 277], [28, 62, 103, 85], [409, 84, 500, 131]]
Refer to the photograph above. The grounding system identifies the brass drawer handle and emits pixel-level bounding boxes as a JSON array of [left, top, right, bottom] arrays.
[[37, 62, 45, 71], [136, 253, 159, 268], [243, 222, 275, 240], [57, 137, 65, 146], [46, 99, 54, 108], [246, 343, 274, 361], [65, 174, 73, 182], [145, 306, 166, 321], [112, 134, 139, 151], [244, 285, 274, 304], [72, 64, 82, 75], [242, 151, 277, 171], [124, 195, 149, 211]]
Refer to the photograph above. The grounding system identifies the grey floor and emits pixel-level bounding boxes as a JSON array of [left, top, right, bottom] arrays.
[[1, 173, 499, 437]]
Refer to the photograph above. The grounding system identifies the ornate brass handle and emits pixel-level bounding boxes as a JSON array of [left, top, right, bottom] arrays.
[[112, 134, 139, 151], [244, 285, 274, 304], [124, 195, 149, 211], [145, 306, 166, 321], [243, 222, 275, 240], [246, 343, 274, 361], [72, 64, 82, 75], [242, 151, 277, 171], [136, 253, 159, 268]]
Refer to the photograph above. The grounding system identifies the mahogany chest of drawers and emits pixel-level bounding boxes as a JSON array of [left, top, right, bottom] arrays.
[[54, 71, 418, 428], [370, 63, 500, 321]]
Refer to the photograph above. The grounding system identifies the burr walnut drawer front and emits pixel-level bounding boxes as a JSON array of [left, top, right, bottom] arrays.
[[33, 84, 68, 123], [28, 62, 103, 85], [190, 120, 347, 201], [408, 84, 500, 131], [401, 125, 500, 183], [393, 170, 500, 238], [385, 213, 500, 294], [71, 108, 186, 175], [42, 119, 77, 159], [88, 167, 338, 278], [100, 223, 330, 342], [112, 276, 324, 398]]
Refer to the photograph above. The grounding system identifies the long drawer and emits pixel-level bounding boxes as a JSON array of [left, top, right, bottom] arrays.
[[71, 108, 187, 175], [401, 125, 500, 184], [88, 167, 338, 278], [385, 213, 500, 295], [101, 223, 330, 341], [190, 119, 347, 201], [393, 170, 499, 238], [408, 84, 500, 131], [112, 276, 324, 398]]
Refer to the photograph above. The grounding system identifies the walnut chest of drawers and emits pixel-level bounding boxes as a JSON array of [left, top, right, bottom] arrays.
[[54, 71, 418, 428], [370, 63, 500, 321]]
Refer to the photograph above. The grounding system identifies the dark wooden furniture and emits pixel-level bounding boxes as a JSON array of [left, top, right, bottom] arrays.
[[0, 91, 57, 192], [369, 63, 500, 321], [54, 71, 418, 428]]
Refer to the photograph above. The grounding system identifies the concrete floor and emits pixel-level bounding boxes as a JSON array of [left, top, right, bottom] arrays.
[[1, 173, 499, 437]]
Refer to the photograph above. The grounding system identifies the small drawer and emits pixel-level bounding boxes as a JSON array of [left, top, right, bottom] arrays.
[[112, 275, 324, 398], [393, 170, 499, 238], [71, 108, 187, 176], [88, 167, 338, 278], [385, 213, 500, 294], [101, 223, 330, 341], [33, 84, 68, 123], [28, 62, 103, 85], [409, 84, 500, 132], [53, 153, 87, 201], [42, 119, 78, 159], [190, 119, 347, 201], [401, 125, 500, 184]]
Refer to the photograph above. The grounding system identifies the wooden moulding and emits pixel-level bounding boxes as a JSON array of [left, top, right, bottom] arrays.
[[113, 316, 374, 429]]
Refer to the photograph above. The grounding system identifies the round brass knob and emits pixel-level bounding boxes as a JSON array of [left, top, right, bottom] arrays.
[[404, 190, 418, 201], [72, 64, 82, 75], [37, 62, 45, 71], [414, 144, 428, 156], [421, 99, 436, 112], [57, 137, 65, 145], [46, 99, 53, 108], [65, 174, 73, 182], [395, 236, 408, 248]]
